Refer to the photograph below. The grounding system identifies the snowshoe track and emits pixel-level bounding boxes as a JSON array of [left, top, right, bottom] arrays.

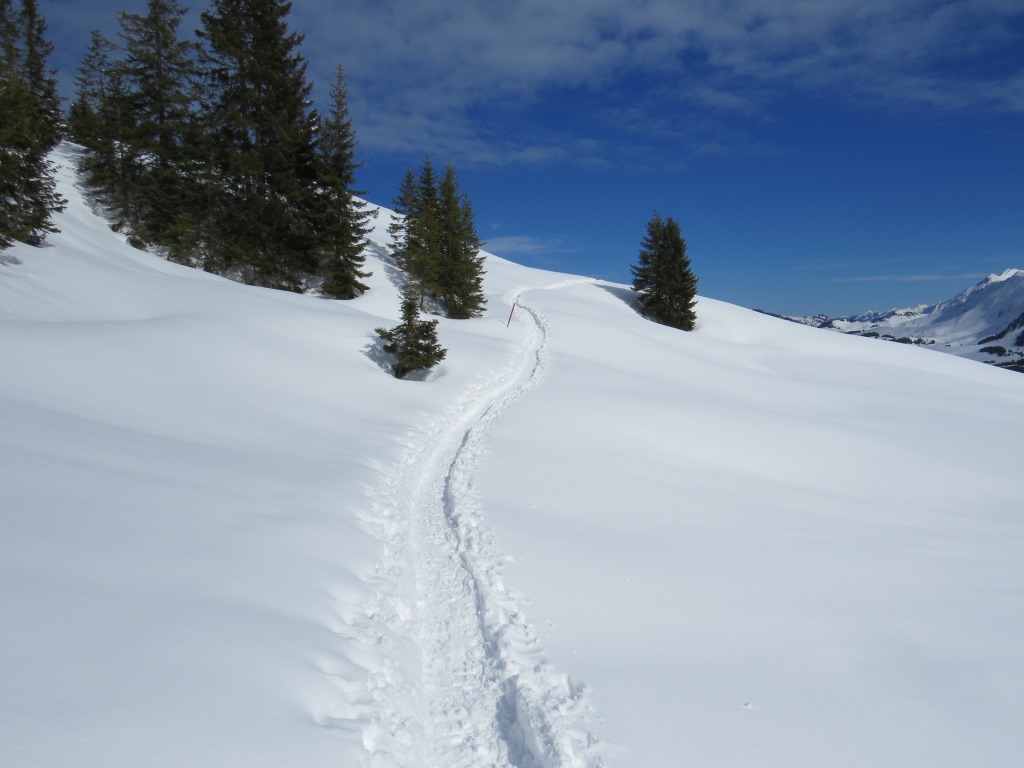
[[357, 284, 605, 768]]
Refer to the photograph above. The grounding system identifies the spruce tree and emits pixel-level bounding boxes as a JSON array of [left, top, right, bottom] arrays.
[[68, 30, 117, 151], [315, 64, 374, 299], [375, 288, 447, 379], [114, 0, 201, 247], [391, 158, 485, 317], [630, 212, 698, 331], [387, 167, 417, 271], [14, 0, 60, 148], [434, 162, 485, 318], [70, 29, 140, 231], [0, 0, 13, 59], [0, 0, 64, 250], [404, 157, 441, 304], [197, 0, 321, 290]]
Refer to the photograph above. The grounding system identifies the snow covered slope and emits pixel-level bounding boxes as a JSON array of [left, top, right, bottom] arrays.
[[784, 269, 1024, 368], [3, 145, 1024, 767]]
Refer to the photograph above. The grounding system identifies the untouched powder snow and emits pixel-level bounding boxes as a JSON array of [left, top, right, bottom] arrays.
[[3, 145, 1024, 767]]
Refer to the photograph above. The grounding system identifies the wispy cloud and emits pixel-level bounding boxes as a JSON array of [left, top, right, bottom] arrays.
[[484, 235, 573, 257], [291, 0, 1024, 164], [43, 1, 1024, 165], [829, 273, 988, 283]]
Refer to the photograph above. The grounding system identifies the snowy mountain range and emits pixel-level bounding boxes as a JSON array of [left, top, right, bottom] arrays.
[[3, 146, 1024, 767], [768, 270, 1024, 372]]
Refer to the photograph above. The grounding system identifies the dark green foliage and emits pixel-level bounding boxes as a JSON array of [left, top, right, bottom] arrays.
[[434, 163, 485, 318], [70, 3, 202, 245], [113, 0, 203, 248], [68, 29, 116, 150], [404, 157, 441, 300], [314, 64, 374, 299], [70, 29, 138, 228], [0, 0, 64, 250], [67, 1, 375, 298], [980, 346, 1008, 357], [376, 289, 447, 379], [630, 212, 698, 331], [13, 0, 60, 148], [387, 167, 417, 270], [389, 158, 486, 318], [197, 0, 322, 291]]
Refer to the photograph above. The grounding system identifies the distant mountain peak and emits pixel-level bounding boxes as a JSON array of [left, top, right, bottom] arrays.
[[984, 268, 1024, 284], [780, 269, 1024, 372]]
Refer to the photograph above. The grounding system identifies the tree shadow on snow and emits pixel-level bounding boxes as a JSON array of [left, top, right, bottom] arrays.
[[367, 242, 407, 291], [596, 281, 642, 315], [0, 254, 23, 266]]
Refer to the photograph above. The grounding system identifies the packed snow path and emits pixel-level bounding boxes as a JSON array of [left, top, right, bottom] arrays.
[[358, 284, 606, 768]]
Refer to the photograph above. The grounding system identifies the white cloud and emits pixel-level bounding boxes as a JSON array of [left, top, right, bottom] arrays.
[[44, 0, 1024, 163], [295, 0, 1023, 160]]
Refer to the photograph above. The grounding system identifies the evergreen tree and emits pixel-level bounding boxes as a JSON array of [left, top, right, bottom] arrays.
[[390, 158, 485, 317], [0, 0, 14, 62], [387, 167, 417, 270], [434, 162, 485, 318], [315, 63, 374, 299], [0, 72, 35, 249], [404, 157, 440, 303], [197, 0, 321, 291], [630, 212, 698, 331], [14, 0, 60, 148], [0, 0, 64, 250], [114, 0, 201, 246], [68, 29, 117, 150], [375, 287, 447, 379], [70, 29, 140, 231]]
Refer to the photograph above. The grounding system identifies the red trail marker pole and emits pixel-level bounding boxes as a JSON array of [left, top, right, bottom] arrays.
[[506, 302, 517, 327]]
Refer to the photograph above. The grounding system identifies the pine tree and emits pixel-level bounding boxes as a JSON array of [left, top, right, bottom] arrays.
[[68, 29, 117, 151], [391, 158, 486, 317], [70, 29, 140, 231], [375, 287, 447, 379], [315, 64, 374, 299], [404, 157, 441, 304], [114, 0, 201, 247], [630, 212, 698, 331], [197, 0, 321, 291], [387, 167, 417, 270], [0, 0, 13, 60], [0, 0, 64, 250], [14, 0, 60, 148], [434, 162, 485, 318]]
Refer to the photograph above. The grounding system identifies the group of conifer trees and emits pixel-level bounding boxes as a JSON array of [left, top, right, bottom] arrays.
[[65, 0, 374, 298], [3, 0, 695, 377], [388, 159, 486, 319], [373, 159, 486, 378], [0, 0, 64, 251], [0, 0, 488, 379]]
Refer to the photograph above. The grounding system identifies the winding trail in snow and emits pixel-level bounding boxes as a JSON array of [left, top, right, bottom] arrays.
[[355, 281, 605, 768]]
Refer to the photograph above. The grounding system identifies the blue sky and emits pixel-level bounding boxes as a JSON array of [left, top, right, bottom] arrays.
[[41, 0, 1024, 316]]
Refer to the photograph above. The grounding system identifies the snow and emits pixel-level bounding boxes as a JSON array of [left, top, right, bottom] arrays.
[[988, 268, 1023, 283], [3, 144, 1024, 767], [820, 269, 1024, 360]]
